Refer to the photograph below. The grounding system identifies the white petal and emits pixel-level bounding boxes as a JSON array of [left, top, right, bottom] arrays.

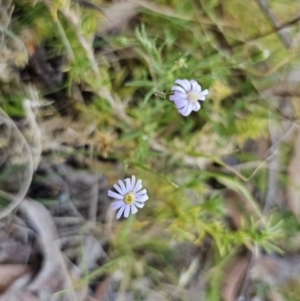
[[178, 102, 188, 112], [125, 178, 131, 193], [131, 204, 138, 215], [118, 180, 126, 194], [200, 89, 209, 96], [171, 85, 186, 93], [134, 202, 145, 208], [108, 190, 124, 199], [174, 91, 188, 98], [173, 96, 188, 102], [169, 94, 180, 102], [169, 93, 188, 102], [136, 195, 149, 203], [183, 79, 192, 91], [186, 104, 194, 116], [134, 179, 142, 193], [131, 175, 136, 191], [116, 204, 126, 219], [199, 89, 209, 100], [113, 184, 124, 195], [175, 79, 189, 91], [174, 98, 188, 108], [193, 102, 201, 111], [190, 79, 201, 92], [124, 204, 131, 218], [180, 103, 189, 114], [180, 103, 193, 116], [111, 200, 124, 210], [135, 189, 147, 198]]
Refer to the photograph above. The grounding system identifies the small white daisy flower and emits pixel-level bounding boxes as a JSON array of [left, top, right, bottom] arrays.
[[108, 175, 149, 219], [169, 79, 209, 116]]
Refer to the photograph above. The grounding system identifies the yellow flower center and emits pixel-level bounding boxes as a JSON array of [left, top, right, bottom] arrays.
[[187, 91, 199, 103], [124, 192, 135, 204]]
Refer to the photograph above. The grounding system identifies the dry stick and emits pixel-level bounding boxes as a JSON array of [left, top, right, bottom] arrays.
[[60, 4, 100, 77], [194, 0, 299, 51], [238, 1, 293, 298], [255, 0, 292, 49], [89, 176, 99, 224], [64, 9, 100, 76], [237, 104, 295, 300], [237, 118, 278, 301], [224, 121, 296, 182], [58, 3, 132, 124], [239, 15, 300, 47], [50, 6, 134, 138], [88, 146, 99, 226]]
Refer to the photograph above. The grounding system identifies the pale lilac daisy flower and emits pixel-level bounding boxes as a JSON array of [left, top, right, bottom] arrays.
[[108, 175, 148, 219], [169, 79, 209, 116]]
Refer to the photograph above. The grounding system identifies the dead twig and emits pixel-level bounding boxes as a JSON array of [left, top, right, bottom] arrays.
[[241, 14, 300, 46], [255, 0, 292, 49], [238, 98, 295, 301]]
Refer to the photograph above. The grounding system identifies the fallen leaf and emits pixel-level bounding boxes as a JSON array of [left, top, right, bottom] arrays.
[[0, 265, 31, 295], [18, 199, 78, 300], [94, 278, 112, 301], [222, 255, 251, 301]]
